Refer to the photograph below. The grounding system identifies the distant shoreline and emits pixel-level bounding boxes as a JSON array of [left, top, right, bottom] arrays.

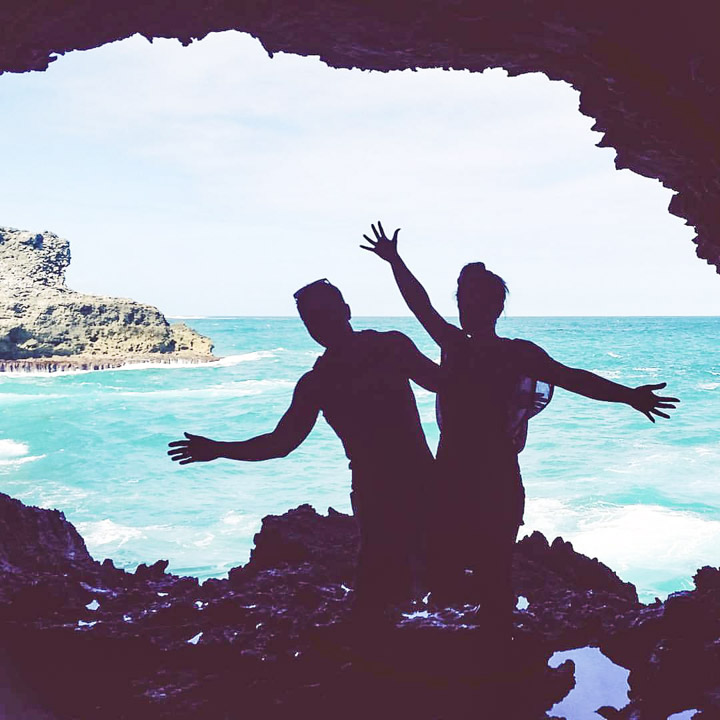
[[0, 353, 219, 374]]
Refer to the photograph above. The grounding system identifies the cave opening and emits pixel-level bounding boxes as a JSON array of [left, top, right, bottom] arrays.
[[1, 6, 720, 714], [1, 30, 718, 317]]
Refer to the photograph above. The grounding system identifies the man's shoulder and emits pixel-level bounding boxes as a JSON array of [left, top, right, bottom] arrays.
[[358, 328, 410, 346], [296, 368, 321, 394], [361, 329, 422, 360]]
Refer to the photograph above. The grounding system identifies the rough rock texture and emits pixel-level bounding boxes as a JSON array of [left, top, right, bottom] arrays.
[[0, 492, 717, 719], [0, 227, 213, 366], [0, 492, 93, 575], [0, 2, 719, 275]]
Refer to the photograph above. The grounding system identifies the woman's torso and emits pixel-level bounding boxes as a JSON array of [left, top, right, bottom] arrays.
[[435, 332, 533, 521]]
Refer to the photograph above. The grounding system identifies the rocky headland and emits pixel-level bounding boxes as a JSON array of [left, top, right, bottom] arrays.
[[0, 227, 214, 371], [0, 491, 717, 719]]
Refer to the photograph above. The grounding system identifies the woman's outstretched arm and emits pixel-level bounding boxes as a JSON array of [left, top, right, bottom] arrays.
[[519, 341, 679, 423], [361, 221, 458, 347]]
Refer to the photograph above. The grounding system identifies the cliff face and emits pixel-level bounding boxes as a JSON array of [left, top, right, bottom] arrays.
[[0, 492, 718, 719], [0, 227, 213, 363]]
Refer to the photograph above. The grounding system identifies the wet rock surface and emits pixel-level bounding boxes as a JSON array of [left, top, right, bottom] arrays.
[[0, 492, 716, 719], [0, 3, 719, 274], [0, 227, 213, 366]]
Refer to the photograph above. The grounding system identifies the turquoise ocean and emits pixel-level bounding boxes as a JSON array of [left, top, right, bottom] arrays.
[[2, 317, 718, 603]]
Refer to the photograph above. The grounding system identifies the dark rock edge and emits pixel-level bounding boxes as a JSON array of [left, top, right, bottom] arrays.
[[0, 491, 718, 719], [1, 2, 719, 273]]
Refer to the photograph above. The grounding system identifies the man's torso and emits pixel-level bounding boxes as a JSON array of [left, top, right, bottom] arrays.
[[309, 330, 433, 478]]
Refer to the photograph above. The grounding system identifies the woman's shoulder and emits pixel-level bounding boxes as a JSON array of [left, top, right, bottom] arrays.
[[503, 337, 542, 351], [502, 337, 550, 363], [441, 324, 469, 346]]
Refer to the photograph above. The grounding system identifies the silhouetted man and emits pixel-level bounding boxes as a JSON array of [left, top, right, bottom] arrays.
[[168, 279, 439, 613]]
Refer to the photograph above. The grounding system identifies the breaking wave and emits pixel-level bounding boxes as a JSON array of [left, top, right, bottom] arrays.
[[523, 499, 720, 601], [115, 379, 294, 399], [0, 438, 45, 468]]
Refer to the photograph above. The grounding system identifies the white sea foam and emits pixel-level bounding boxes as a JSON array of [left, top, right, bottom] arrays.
[[221, 510, 246, 526], [1, 368, 75, 377], [419, 409, 437, 424], [0, 439, 29, 459], [113, 360, 218, 372], [413, 387, 434, 398], [0, 350, 281, 377], [115, 379, 294, 399], [523, 500, 720, 599], [215, 349, 282, 366], [600, 443, 720, 482], [220, 511, 261, 534], [75, 519, 145, 547], [0, 439, 45, 468], [0, 392, 67, 402], [698, 382, 720, 390], [632, 367, 660, 373], [28, 484, 89, 509], [192, 533, 215, 548], [39, 350, 286, 380], [607, 352, 622, 358], [0, 454, 45, 468], [549, 646, 629, 719]]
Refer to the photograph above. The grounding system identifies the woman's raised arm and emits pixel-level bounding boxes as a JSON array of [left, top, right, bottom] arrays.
[[361, 221, 458, 348]]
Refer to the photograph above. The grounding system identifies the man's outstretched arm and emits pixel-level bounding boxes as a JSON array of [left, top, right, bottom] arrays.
[[521, 343, 679, 423], [361, 221, 458, 348], [168, 373, 320, 464]]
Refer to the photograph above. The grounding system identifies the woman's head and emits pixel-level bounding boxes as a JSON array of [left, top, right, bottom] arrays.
[[456, 262, 508, 334]]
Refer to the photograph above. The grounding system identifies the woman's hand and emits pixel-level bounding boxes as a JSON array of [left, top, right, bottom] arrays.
[[360, 221, 400, 263], [629, 382, 679, 422], [168, 432, 221, 464]]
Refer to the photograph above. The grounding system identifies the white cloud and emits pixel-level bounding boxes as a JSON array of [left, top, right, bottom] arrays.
[[0, 31, 717, 315]]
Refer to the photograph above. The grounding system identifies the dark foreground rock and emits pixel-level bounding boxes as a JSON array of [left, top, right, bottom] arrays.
[[0, 493, 717, 719]]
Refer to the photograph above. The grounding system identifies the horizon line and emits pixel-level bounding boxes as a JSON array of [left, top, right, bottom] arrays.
[[168, 314, 720, 319]]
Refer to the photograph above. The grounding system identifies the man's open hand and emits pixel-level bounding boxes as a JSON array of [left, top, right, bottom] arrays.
[[629, 383, 679, 423], [360, 221, 400, 263], [168, 432, 221, 465]]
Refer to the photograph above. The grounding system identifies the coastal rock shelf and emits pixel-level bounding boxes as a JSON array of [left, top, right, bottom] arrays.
[[0, 227, 213, 368], [1, 2, 719, 274], [0, 492, 717, 719]]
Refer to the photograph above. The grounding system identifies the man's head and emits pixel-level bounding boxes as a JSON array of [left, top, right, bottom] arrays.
[[456, 262, 508, 334], [294, 279, 352, 347]]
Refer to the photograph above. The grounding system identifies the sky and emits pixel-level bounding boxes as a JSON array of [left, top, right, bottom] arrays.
[[1, 31, 718, 316]]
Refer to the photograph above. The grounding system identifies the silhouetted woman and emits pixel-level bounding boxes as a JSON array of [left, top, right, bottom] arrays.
[[362, 222, 677, 638]]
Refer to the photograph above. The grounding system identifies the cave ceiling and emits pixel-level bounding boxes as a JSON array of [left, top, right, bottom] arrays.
[[2, 0, 719, 273]]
